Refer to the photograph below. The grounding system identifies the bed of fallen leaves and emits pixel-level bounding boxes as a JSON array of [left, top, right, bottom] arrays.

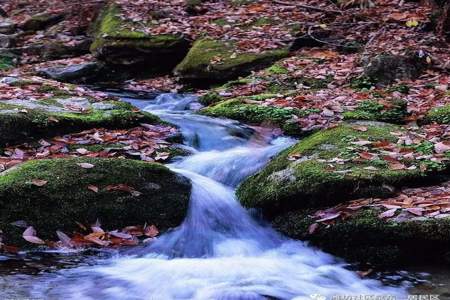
[[287, 123, 450, 175], [308, 180, 450, 235], [0, 74, 111, 102], [0, 220, 160, 254], [207, 45, 450, 133], [0, 124, 179, 171]]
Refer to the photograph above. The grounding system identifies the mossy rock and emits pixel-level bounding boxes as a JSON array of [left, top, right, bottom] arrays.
[[200, 98, 311, 136], [91, 4, 190, 73], [0, 98, 161, 146], [174, 38, 289, 85], [0, 158, 191, 245], [273, 208, 450, 266], [237, 122, 443, 217], [343, 99, 408, 124], [423, 104, 450, 124], [20, 12, 65, 31]]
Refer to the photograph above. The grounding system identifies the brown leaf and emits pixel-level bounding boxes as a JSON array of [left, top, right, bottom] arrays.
[[87, 185, 99, 193], [378, 208, 397, 219], [308, 223, 319, 234], [31, 179, 48, 187], [144, 225, 159, 237], [77, 162, 95, 169], [56, 230, 74, 248]]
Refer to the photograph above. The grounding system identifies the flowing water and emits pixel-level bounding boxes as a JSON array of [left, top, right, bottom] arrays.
[[1, 93, 444, 299]]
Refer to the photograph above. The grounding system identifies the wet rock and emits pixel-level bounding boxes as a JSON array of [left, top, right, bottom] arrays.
[[0, 158, 191, 245], [0, 21, 16, 34], [237, 123, 444, 217], [90, 4, 190, 75], [363, 52, 428, 85], [273, 208, 450, 266], [201, 98, 304, 136], [175, 38, 288, 86], [20, 12, 65, 32], [38, 62, 101, 83]]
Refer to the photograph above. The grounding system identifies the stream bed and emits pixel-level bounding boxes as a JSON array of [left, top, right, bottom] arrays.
[[0, 93, 449, 299]]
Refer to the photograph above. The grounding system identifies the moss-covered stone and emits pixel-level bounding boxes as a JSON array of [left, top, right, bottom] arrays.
[[20, 12, 65, 31], [343, 99, 408, 124], [273, 208, 450, 266], [0, 98, 161, 146], [91, 4, 190, 72], [423, 104, 450, 124], [201, 98, 310, 136], [0, 158, 191, 245], [237, 123, 442, 217], [174, 38, 289, 85]]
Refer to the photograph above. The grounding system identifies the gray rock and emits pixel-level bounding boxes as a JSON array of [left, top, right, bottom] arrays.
[[0, 76, 20, 85], [91, 102, 116, 110], [20, 13, 65, 31], [0, 21, 16, 35], [0, 34, 16, 48], [38, 62, 100, 83], [363, 52, 428, 85]]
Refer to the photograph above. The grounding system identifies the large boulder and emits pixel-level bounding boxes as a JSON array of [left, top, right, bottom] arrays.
[[0, 158, 191, 244], [237, 122, 448, 217], [201, 98, 306, 136], [363, 52, 428, 85], [20, 12, 65, 32], [174, 38, 289, 85], [273, 207, 450, 266], [38, 62, 102, 83], [90, 4, 190, 74], [0, 95, 160, 146]]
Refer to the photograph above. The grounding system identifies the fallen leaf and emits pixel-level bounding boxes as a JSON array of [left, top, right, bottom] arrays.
[[31, 179, 48, 187], [77, 163, 95, 169], [87, 185, 99, 193], [22, 226, 45, 244], [308, 223, 319, 234], [379, 208, 397, 219]]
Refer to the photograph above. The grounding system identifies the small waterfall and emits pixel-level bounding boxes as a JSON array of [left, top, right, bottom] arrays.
[[24, 94, 406, 300]]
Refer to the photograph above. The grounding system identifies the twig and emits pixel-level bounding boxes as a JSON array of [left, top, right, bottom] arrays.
[[272, 0, 343, 14]]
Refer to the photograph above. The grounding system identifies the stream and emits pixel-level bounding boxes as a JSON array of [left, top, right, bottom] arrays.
[[0, 93, 449, 299]]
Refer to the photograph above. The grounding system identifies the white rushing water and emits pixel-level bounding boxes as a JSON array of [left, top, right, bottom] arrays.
[[22, 94, 406, 299]]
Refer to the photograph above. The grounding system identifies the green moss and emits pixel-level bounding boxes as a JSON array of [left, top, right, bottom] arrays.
[[90, 3, 189, 69], [237, 123, 438, 217], [175, 38, 289, 82], [266, 64, 289, 75], [94, 4, 148, 40], [350, 76, 377, 90], [8, 80, 36, 88], [0, 158, 191, 245], [201, 98, 310, 136], [0, 56, 15, 70], [423, 104, 450, 124], [343, 99, 408, 124], [0, 100, 161, 146], [198, 92, 224, 106], [273, 208, 450, 266]]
